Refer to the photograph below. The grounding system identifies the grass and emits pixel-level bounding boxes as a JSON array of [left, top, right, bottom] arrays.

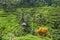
[[17, 34, 51, 40]]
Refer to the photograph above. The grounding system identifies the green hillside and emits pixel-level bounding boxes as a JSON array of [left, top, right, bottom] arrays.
[[0, 0, 60, 40]]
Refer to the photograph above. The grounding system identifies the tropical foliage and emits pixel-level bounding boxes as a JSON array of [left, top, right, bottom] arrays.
[[0, 0, 60, 40]]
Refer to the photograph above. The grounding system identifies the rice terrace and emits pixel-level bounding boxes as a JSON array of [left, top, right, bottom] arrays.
[[0, 0, 60, 40]]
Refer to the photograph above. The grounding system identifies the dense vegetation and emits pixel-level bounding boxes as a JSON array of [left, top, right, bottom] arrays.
[[0, 0, 60, 40]]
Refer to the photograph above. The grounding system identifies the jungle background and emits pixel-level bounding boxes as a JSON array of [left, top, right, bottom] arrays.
[[0, 0, 60, 40]]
